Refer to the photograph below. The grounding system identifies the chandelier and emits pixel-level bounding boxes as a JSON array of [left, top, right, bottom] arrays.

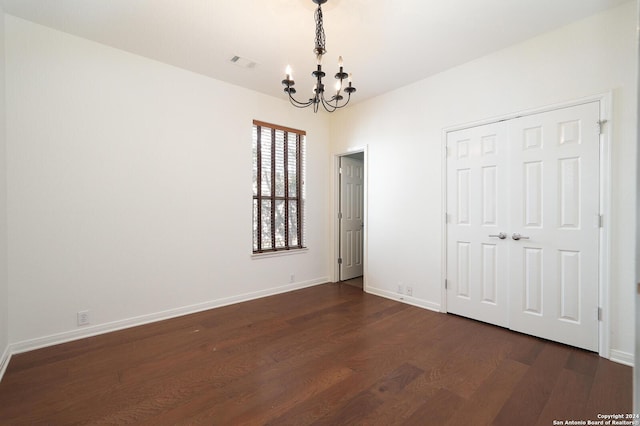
[[281, 0, 356, 113]]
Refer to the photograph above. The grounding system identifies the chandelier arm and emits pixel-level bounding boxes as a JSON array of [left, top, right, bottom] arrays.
[[290, 101, 314, 109], [320, 94, 339, 113], [320, 90, 351, 111], [334, 93, 351, 111], [287, 90, 317, 107], [332, 93, 352, 109], [288, 95, 316, 108]]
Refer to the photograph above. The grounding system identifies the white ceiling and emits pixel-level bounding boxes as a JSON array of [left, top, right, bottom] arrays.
[[1, 0, 630, 104]]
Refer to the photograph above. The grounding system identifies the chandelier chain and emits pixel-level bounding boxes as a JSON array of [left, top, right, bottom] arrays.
[[314, 5, 326, 54]]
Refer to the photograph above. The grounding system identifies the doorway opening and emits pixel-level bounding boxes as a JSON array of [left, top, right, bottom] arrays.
[[336, 149, 366, 290]]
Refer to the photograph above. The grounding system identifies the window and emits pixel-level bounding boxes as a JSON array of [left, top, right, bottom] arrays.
[[252, 120, 306, 253]]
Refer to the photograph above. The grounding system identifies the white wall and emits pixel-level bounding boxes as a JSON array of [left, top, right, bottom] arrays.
[[331, 1, 637, 360], [5, 15, 332, 349], [0, 10, 9, 371]]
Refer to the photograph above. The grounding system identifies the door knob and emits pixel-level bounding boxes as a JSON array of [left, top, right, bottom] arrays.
[[512, 233, 530, 240], [489, 232, 507, 239]]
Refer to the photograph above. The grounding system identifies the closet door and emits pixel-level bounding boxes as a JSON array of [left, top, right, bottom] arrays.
[[445, 101, 601, 352], [508, 102, 600, 351], [446, 122, 509, 327]]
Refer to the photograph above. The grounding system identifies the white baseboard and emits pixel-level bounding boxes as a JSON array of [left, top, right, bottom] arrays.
[[9, 277, 328, 356], [609, 349, 634, 367], [0, 345, 11, 383], [365, 286, 442, 313]]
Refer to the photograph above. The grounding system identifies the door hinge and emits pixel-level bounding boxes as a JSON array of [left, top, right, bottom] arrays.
[[338, 258, 342, 265], [339, 167, 343, 174], [598, 307, 602, 321], [444, 279, 448, 289], [338, 212, 343, 219], [598, 214, 603, 228], [597, 120, 608, 135]]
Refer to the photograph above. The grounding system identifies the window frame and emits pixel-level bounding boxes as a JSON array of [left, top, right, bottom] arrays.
[[252, 120, 306, 254]]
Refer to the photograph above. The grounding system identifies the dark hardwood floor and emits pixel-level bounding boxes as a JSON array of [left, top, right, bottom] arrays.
[[0, 283, 632, 425]]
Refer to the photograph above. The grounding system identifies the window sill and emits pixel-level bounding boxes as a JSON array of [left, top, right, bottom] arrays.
[[251, 248, 309, 260]]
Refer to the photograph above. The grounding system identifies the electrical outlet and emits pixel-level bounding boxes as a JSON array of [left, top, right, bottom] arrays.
[[77, 310, 90, 326], [406, 286, 413, 297], [397, 284, 404, 294]]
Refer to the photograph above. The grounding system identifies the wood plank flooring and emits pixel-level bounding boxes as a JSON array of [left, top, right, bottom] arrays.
[[0, 283, 632, 425]]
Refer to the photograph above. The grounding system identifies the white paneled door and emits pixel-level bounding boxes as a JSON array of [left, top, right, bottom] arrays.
[[445, 121, 510, 327], [446, 101, 601, 351], [340, 156, 364, 280]]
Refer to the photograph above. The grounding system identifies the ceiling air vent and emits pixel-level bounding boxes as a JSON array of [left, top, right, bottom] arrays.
[[230, 55, 258, 69]]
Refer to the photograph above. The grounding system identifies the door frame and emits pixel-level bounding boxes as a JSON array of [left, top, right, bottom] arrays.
[[441, 92, 612, 358], [333, 146, 368, 288]]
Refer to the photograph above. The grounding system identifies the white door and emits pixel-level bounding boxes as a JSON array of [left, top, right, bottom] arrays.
[[340, 156, 364, 280], [446, 122, 510, 327], [508, 102, 600, 351], [446, 101, 601, 351]]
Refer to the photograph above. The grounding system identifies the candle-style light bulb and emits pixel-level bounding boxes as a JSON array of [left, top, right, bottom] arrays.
[[335, 80, 341, 92], [348, 73, 352, 83], [285, 65, 292, 80], [338, 56, 344, 68]]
